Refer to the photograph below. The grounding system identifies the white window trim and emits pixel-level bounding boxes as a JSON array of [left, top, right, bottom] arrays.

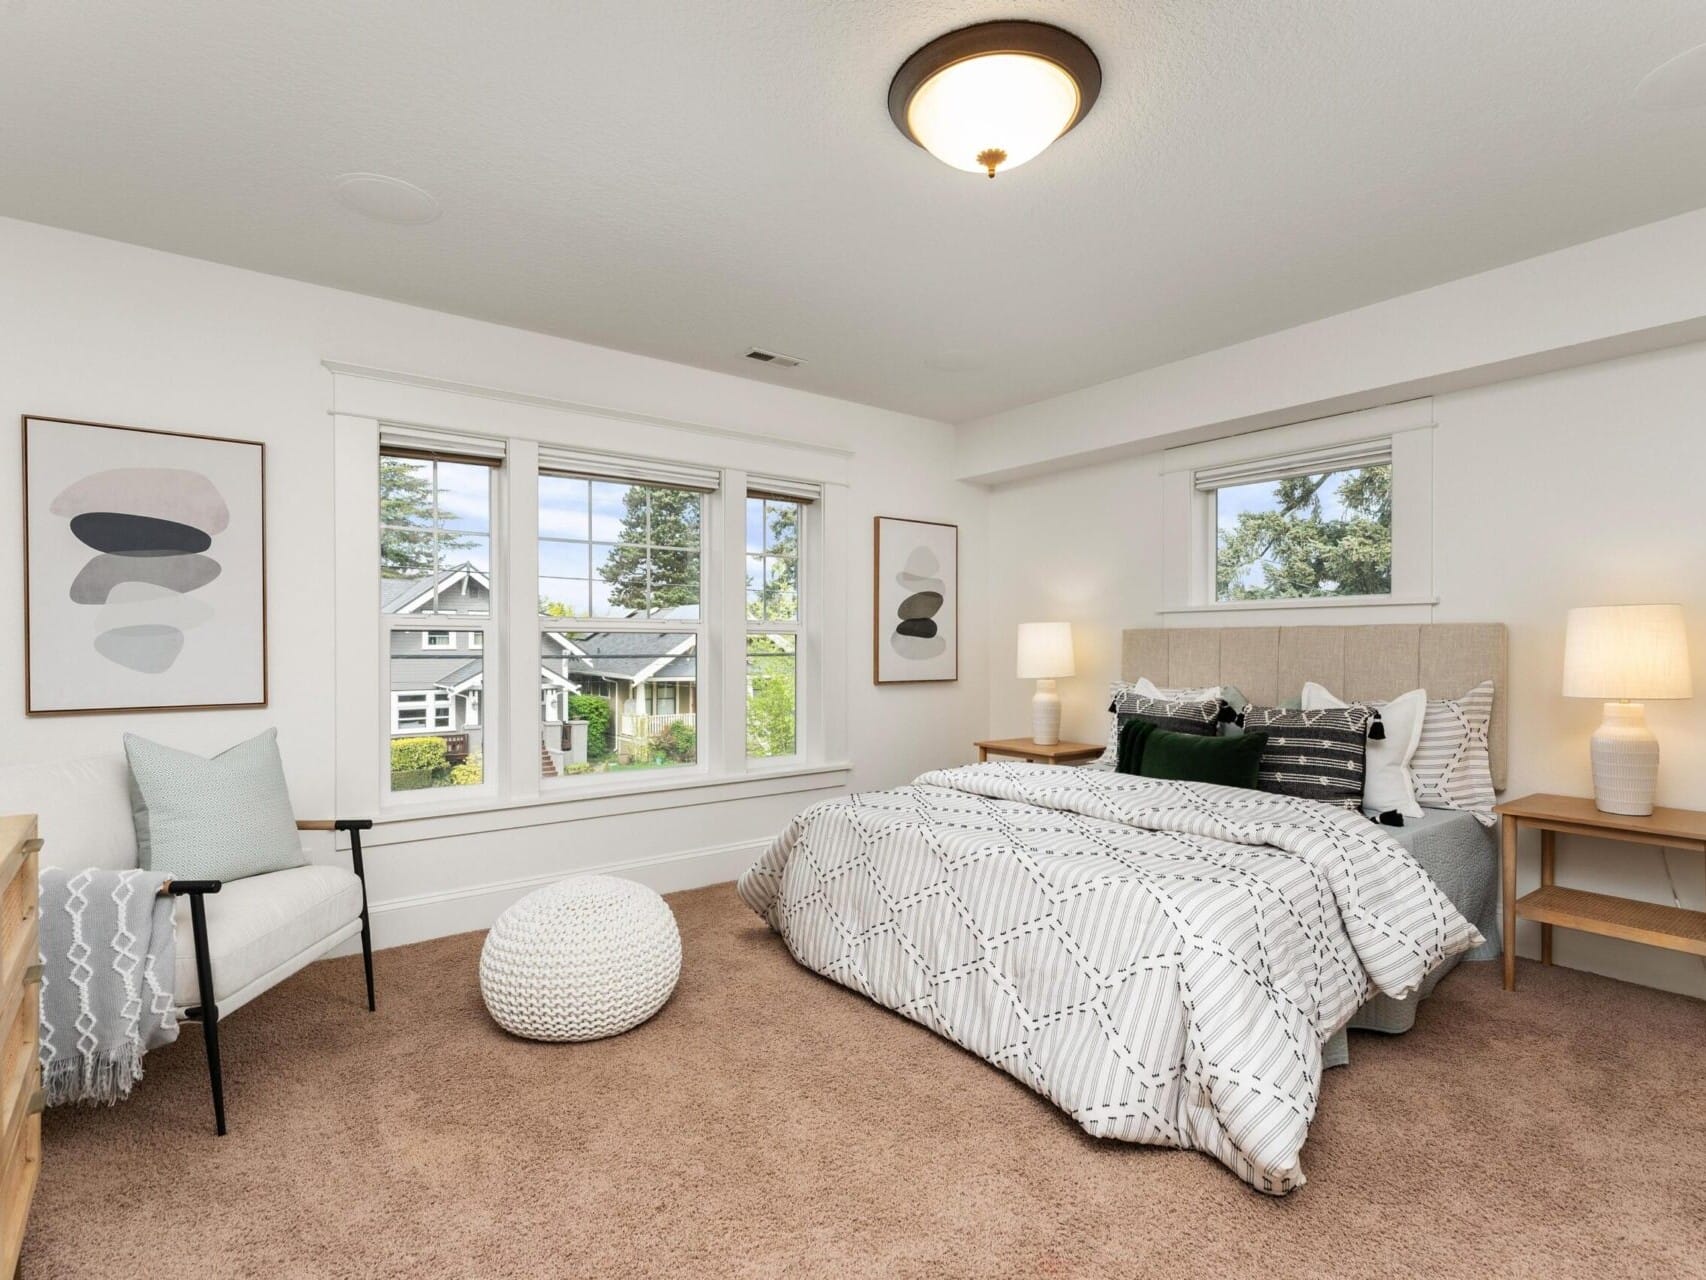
[[1159, 399, 1435, 615], [330, 367, 849, 824], [422, 630, 454, 649]]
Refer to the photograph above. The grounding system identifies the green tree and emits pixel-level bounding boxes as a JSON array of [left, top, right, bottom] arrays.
[[600, 486, 701, 613], [1216, 465, 1391, 601], [745, 636, 796, 757], [380, 458, 469, 579]]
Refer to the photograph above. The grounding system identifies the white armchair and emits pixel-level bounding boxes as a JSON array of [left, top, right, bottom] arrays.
[[0, 754, 374, 1135]]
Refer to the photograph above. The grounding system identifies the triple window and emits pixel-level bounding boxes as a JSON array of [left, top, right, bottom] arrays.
[[378, 440, 812, 798]]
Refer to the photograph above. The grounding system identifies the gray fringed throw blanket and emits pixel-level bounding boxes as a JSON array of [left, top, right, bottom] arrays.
[[39, 867, 179, 1107]]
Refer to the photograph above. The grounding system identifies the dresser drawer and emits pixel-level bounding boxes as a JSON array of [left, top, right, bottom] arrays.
[[0, 835, 38, 997]]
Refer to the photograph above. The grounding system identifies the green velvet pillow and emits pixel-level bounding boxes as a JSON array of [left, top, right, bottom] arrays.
[[1117, 720, 1268, 790]]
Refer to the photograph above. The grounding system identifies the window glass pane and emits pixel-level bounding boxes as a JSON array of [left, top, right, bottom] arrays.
[[745, 498, 766, 554], [1214, 464, 1391, 602], [764, 555, 797, 622], [539, 540, 589, 579], [390, 629, 484, 792], [589, 482, 629, 542], [539, 475, 590, 541], [648, 550, 699, 619], [380, 455, 493, 617], [746, 633, 797, 759], [436, 462, 492, 533], [541, 631, 697, 777], [763, 500, 799, 555], [538, 577, 590, 619]]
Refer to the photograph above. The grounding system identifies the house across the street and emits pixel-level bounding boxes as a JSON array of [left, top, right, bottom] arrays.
[[385, 563, 697, 779]]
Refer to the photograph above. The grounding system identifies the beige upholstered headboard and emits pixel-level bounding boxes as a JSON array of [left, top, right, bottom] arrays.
[[1122, 624, 1509, 790]]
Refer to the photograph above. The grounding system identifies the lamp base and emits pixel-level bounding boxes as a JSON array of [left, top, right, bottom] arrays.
[[1031, 678, 1061, 746], [1590, 701, 1658, 816]]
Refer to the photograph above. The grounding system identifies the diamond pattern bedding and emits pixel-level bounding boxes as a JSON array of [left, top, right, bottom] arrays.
[[738, 762, 1481, 1194]]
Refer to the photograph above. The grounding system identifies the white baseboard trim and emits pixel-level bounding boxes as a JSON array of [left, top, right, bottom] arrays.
[[330, 837, 768, 954]]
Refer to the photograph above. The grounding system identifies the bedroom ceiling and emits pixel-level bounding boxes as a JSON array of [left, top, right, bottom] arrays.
[[2, 2, 1705, 423]]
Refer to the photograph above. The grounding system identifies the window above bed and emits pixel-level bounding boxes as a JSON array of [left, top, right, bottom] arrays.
[[1160, 401, 1435, 616]]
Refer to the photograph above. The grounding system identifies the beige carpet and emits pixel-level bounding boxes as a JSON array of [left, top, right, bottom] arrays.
[[26, 883, 1706, 1279]]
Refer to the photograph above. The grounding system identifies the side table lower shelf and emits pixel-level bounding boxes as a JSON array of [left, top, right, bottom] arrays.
[[1515, 885, 1706, 957]]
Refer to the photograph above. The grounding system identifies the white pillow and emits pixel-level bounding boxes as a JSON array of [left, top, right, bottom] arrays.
[[1301, 682, 1426, 819]]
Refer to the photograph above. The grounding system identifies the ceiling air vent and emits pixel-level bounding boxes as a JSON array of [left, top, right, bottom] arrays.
[[745, 348, 805, 369]]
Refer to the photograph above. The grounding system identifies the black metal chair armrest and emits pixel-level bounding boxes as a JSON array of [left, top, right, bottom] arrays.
[[165, 879, 224, 896]]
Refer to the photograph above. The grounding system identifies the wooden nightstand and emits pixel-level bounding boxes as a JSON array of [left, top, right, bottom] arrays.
[[975, 738, 1104, 766], [1496, 793, 1706, 991]]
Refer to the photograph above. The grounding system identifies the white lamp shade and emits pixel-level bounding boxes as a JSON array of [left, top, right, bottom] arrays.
[[1562, 604, 1693, 700], [1016, 622, 1075, 679]]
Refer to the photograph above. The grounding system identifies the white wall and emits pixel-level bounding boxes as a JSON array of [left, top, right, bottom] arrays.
[[0, 216, 989, 945], [988, 340, 1706, 999]]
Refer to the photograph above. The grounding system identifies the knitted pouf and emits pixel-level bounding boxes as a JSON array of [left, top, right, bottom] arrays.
[[479, 875, 681, 1042]]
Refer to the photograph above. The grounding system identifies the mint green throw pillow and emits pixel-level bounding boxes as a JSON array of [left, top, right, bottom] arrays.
[[124, 729, 306, 881]]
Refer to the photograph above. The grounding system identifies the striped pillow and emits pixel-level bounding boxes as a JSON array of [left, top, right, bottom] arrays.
[[1409, 681, 1497, 826], [1099, 685, 1224, 765], [1241, 705, 1372, 809]]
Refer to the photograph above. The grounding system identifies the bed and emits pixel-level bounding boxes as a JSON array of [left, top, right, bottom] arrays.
[[739, 623, 1506, 1194]]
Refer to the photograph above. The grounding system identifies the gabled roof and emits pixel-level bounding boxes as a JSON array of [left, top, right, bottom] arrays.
[[382, 562, 491, 614]]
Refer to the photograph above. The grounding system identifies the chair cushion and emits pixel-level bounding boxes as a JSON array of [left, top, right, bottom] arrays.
[[0, 754, 137, 871], [126, 729, 306, 881], [175, 863, 363, 1006]]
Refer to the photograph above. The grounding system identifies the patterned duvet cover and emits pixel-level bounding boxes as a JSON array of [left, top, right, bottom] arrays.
[[738, 762, 1481, 1194]]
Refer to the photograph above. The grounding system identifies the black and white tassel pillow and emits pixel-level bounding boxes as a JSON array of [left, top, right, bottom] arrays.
[[1099, 685, 1226, 765], [1240, 705, 1372, 810]]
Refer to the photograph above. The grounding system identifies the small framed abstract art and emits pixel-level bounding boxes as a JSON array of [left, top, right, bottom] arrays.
[[873, 516, 957, 684], [22, 416, 268, 714]]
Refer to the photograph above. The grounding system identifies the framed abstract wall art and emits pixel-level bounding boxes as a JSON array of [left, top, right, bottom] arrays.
[[873, 515, 957, 684], [22, 416, 268, 714]]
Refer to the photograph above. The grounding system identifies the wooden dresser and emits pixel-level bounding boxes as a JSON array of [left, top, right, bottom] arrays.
[[0, 817, 40, 1277]]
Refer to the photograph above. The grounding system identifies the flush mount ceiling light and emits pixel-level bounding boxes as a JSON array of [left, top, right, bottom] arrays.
[[888, 20, 1100, 179]]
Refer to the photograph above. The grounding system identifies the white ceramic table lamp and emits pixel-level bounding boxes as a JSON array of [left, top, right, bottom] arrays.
[[1562, 604, 1693, 815], [1016, 622, 1075, 746]]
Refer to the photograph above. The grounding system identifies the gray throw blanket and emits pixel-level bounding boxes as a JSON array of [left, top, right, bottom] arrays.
[[39, 867, 179, 1107]]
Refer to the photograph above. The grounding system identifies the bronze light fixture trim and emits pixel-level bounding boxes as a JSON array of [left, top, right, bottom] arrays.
[[888, 20, 1102, 179]]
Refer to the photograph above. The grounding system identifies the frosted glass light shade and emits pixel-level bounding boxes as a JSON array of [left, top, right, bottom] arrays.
[[907, 54, 1081, 176], [1017, 622, 1075, 679], [1562, 604, 1693, 700]]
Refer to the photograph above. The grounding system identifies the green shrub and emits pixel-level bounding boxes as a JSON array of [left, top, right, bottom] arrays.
[[449, 752, 483, 786], [567, 694, 613, 761], [560, 762, 593, 776], [656, 720, 696, 763], [390, 736, 449, 773], [390, 766, 438, 791]]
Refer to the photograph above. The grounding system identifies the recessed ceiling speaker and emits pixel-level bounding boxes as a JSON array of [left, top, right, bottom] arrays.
[[1632, 43, 1706, 111], [332, 173, 443, 225]]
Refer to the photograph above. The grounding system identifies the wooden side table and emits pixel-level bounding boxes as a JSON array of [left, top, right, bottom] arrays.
[[1495, 792, 1706, 991], [974, 738, 1104, 766]]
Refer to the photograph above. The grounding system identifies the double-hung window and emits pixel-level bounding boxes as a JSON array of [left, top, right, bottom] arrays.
[[745, 488, 804, 759], [379, 434, 502, 794], [349, 392, 842, 815], [536, 451, 714, 779]]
